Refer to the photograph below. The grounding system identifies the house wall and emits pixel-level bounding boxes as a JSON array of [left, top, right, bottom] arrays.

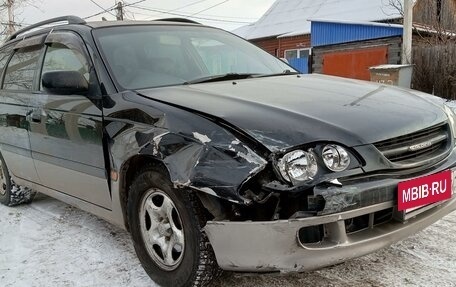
[[414, 0, 456, 31], [251, 35, 311, 58], [251, 37, 279, 56], [312, 37, 402, 80]]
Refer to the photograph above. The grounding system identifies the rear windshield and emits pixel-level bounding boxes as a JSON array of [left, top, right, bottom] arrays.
[[93, 25, 292, 90]]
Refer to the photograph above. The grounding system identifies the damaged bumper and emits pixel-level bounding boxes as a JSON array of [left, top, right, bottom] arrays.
[[205, 169, 456, 272]]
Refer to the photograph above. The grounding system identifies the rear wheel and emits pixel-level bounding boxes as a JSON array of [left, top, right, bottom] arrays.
[[0, 153, 36, 207], [128, 166, 221, 287]]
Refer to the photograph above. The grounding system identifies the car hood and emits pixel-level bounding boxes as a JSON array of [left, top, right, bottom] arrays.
[[138, 74, 448, 151]]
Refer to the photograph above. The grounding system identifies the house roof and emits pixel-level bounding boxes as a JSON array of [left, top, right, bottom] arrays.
[[233, 0, 404, 40]]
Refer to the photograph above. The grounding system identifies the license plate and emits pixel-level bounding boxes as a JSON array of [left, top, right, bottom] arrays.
[[398, 170, 453, 212]]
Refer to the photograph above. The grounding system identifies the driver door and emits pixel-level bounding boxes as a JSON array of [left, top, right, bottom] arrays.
[[28, 31, 111, 209]]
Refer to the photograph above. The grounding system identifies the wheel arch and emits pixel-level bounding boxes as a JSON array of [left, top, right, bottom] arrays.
[[117, 154, 231, 231], [119, 154, 170, 231]]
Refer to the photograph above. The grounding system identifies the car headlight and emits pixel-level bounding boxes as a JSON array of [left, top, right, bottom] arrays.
[[278, 150, 318, 183], [444, 104, 456, 140], [321, 144, 351, 172]]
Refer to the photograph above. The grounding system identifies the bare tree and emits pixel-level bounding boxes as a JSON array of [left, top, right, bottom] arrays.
[[0, 0, 40, 41], [387, 0, 404, 17], [385, 0, 456, 99]]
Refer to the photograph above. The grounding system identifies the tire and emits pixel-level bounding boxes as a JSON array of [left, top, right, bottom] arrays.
[[128, 166, 221, 287], [0, 153, 36, 207]]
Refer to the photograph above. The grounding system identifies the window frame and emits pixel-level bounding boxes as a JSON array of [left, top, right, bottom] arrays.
[[0, 44, 15, 89], [40, 43, 91, 91], [283, 48, 312, 60], [2, 45, 45, 92], [37, 30, 99, 97], [0, 34, 47, 91]]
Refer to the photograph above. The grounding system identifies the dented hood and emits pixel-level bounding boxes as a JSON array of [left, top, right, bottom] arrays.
[[138, 74, 447, 151]]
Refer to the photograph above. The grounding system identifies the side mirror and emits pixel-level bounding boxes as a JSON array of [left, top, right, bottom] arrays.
[[42, 71, 89, 96]]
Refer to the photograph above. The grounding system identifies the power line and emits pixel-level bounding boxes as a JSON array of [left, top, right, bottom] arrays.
[[128, 4, 251, 24], [125, 0, 209, 22], [84, 0, 146, 20], [83, 4, 117, 19], [88, 0, 117, 17], [193, 13, 256, 20], [191, 0, 230, 16], [127, 7, 255, 21], [168, 0, 211, 12]]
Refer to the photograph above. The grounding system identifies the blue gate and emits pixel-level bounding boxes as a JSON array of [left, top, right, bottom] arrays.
[[288, 57, 309, 74]]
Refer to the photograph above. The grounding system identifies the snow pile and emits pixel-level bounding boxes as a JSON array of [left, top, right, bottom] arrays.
[[1, 194, 456, 286]]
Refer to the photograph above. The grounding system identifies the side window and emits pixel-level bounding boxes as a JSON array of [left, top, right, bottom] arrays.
[[0, 48, 13, 83], [40, 43, 90, 90], [3, 47, 42, 91]]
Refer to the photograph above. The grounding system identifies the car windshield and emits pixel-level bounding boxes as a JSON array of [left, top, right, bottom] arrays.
[[93, 25, 294, 90]]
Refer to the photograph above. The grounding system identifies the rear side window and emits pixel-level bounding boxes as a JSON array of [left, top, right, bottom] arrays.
[[3, 47, 42, 91]]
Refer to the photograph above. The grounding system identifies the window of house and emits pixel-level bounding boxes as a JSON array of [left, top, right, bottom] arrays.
[[284, 48, 311, 60], [3, 47, 42, 91]]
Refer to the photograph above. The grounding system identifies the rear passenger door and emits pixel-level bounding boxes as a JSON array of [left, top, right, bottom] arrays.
[[0, 38, 43, 183], [28, 31, 111, 209]]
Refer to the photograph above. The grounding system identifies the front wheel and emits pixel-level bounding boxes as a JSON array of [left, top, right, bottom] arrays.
[[128, 167, 221, 287], [0, 153, 35, 206]]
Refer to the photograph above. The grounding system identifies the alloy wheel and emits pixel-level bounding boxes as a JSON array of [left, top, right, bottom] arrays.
[[139, 189, 185, 271]]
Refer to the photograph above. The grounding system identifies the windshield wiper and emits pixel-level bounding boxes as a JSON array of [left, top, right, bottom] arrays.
[[184, 73, 258, 85], [255, 70, 300, 78]]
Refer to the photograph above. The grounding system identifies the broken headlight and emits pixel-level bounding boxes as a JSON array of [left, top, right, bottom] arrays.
[[278, 150, 318, 184], [321, 144, 351, 172]]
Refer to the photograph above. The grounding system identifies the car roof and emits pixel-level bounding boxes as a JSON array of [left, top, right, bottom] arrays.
[[86, 19, 202, 29], [1, 16, 206, 47]]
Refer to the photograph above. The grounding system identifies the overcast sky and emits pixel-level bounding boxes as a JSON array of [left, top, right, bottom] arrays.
[[12, 0, 275, 31]]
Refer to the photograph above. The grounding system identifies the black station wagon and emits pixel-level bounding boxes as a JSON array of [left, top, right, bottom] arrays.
[[1, 16, 456, 287]]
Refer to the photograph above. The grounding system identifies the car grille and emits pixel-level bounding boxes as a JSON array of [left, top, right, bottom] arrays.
[[374, 123, 451, 164]]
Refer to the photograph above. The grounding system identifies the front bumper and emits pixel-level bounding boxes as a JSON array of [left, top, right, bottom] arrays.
[[205, 169, 456, 273]]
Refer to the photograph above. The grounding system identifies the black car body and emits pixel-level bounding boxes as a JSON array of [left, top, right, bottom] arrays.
[[0, 16, 455, 287]]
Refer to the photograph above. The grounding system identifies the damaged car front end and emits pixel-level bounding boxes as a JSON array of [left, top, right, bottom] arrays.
[[93, 22, 456, 284], [205, 137, 456, 272], [105, 77, 456, 274]]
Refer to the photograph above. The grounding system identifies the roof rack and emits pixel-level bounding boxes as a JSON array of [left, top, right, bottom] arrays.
[[155, 18, 201, 25], [7, 15, 86, 41]]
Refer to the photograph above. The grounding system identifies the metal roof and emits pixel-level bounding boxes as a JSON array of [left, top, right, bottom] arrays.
[[233, 0, 404, 40], [310, 19, 404, 47]]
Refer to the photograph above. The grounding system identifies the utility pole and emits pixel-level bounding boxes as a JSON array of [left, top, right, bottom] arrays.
[[6, 0, 16, 36], [116, 1, 124, 21], [402, 0, 413, 64]]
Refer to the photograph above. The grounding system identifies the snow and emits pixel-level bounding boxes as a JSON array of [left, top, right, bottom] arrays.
[[1, 194, 456, 286], [0, 194, 154, 287], [277, 19, 404, 38], [369, 64, 414, 70], [308, 18, 404, 28], [233, 0, 403, 40]]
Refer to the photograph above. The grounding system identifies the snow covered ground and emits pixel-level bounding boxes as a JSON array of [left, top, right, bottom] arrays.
[[1, 194, 456, 287]]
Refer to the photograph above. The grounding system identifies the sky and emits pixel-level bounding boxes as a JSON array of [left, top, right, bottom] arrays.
[[9, 0, 275, 31]]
